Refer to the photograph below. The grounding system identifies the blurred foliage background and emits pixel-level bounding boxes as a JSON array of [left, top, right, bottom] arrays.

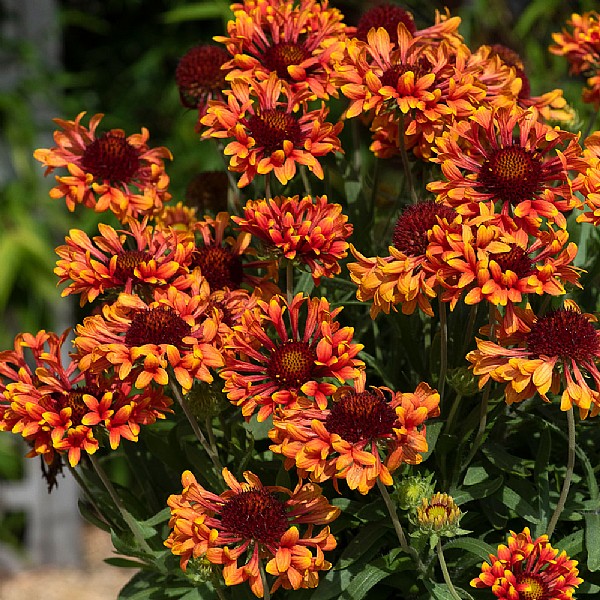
[[1, 0, 600, 558]]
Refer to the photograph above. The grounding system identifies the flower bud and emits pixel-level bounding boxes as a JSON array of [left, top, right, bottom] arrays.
[[416, 492, 462, 536]]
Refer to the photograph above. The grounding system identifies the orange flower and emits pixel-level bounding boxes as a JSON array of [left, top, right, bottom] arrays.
[[200, 74, 343, 187], [574, 132, 600, 226], [471, 527, 582, 599], [0, 330, 171, 470], [215, 0, 347, 100], [467, 301, 600, 418], [232, 195, 353, 285], [165, 468, 339, 597], [428, 106, 582, 234], [269, 376, 440, 494], [74, 273, 223, 392], [348, 201, 460, 317], [219, 293, 364, 421], [55, 218, 194, 306], [33, 112, 172, 221]]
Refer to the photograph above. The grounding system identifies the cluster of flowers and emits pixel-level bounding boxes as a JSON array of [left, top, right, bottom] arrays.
[[2, 0, 598, 598]]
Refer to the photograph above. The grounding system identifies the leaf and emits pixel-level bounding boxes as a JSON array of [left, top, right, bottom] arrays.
[[425, 581, 475, 600], [105, 557, 147, 569], [585, 512, 600, 572], [500, 484, 540, 524], [451, 476, 503, 504], [335, 523, 389, 570], [161, 2, 230, 23], [533, 425, 551, 536], [421, 421, 443, 461], [441, 537, 496, 561], [482, 441, 531, 476]]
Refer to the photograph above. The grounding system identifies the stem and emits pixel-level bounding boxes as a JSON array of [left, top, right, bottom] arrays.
[[286, 260, 294, 304], [300, 165, 312, 197], [88, 453, 153, 555], [265, 172, 271, 200], [259, 558, 271, 600], [377, 479, 425, 572], [436, 539, 463, 600], [461, 379, 491, 471], [460, 304, 479, 358], [69, 464, 117, 530], [444, 394, 462, 436], [438, 297, 448, 403], [216, 140, 242, 215], [169, 379, 223, 473], [546, 407, 576, 538], [398, 113, 418, 204]]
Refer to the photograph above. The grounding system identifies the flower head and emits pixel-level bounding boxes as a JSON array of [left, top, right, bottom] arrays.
[[269, 378, 440, 494], [219, 293, 364, 421], [416, 492, 462, 536], [165, 468, 339, 597], [34, 113, 172, 221], [233, 195, 353, 285], [200, 75, 343, 187], [471, 527, 583, 599]]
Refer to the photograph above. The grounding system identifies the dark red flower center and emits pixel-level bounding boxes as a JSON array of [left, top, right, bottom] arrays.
[[526, 308, 600, 362], [489, 44, 524, 69], [54, 385, 98, 425], [114, 250, 153, 282], [515, 573, 548, 600], [515, 67, 531, 100], [81, 133, 141, 184], [263, 42, 311, 80], [479, 145, 543, 206], [220, 489, 289, 544], [175, 45, 229, 108], [325, 391, 398, 444], [492, 245, 533, 278], [380, 57, 430, 88], [392, 201, 457, 256], [246, 109, 303, 155], [191, 246, 244, 291], [125, 306, 192, 348], [267, 341, 317, 388], [356, 3, 417, 41]]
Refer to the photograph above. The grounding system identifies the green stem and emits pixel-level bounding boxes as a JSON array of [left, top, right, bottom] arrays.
[[460, 304, 479, 358], [169, 379, 223, 474], [300, 165, 312, 197], [546, 407, 576, 538], [377, 480, 425, 572], [438, 297, 448, 403], [398, 113, 418, 204], [461, 379, 491, 472], [69, 464, 117, 530], [265, 172, 271, 200], [444, 394, 463, 436], [216, 140, 242, 214], [259, 557, 271, 600], [436, 539, 463, 600], [286, 260, 294, 304], [88, 453, 153, 555]]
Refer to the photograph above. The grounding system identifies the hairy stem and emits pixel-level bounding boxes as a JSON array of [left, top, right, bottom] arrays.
[[438, 297, 448, 403], [398, 114, 418, 204], [259, 558, 271, 600], [436, 539, 463, 600]]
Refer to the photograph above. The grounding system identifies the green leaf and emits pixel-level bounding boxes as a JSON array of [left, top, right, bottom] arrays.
[[421, 421, 443, 461], [335, 523, 389, 570], [556, 530, 584, 557], [500, 485, 540, 524], [482, 441, 531, 476], [585, 512, 600, 571], [425, 581, 475, 600], [161, 3, 230, 23], [451, 476, 503, 504], [338, 560, 393, 600], [441, 537, 496, 561], [105, 557, 147, 569], [533, 426, 551, 536]]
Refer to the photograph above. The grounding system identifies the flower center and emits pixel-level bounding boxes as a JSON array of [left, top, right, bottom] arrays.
[[175, 45, 229, 108], [114, 250, 152, 282], [325, 391, 398, 444], [246, 109, 303, 155], [392, 201, 457, 256], [124, 306, 192, 348], [356, 3, 417, 41], [526, 308, 600, 362], [479, 145, 543, 206], [267, 341, 317, 388], [425, 504, 449, 521], [220, 489, 289, 544], [80, 133, 141, 184], [263, 42, 311, 80], [53, 385, 98, 425], [515, 574, 547, 600], [191, 247, 244, 291], [492, 245, 533, 278]]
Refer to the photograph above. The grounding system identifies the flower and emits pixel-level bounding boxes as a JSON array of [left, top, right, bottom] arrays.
[[219, 293, 364, 421], [33, 112, 172, 221], [355, 3, 417, 41], [574, 132, 600, 226], [416, 492, 462, 536], [200, 74, 343, 187], [269, 378, 440, 494], [467, 300, 600, 418], [428, 106, 582, 233], [232, 195, 353, 285], [55, 218, 194, 305], [175, 44, 230, 117], [471, 527, 583, 599], [347, 200, 460, 317], [165, 468, 339, 597], [0, 330, 171, 469], [215, 0, 347, 100], [74, 273, 224, 392]]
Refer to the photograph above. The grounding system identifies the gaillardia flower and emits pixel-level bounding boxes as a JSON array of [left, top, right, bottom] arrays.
[[428, 106, 582, 233], [220, 293, 364, 421], [0, 330, 171, 469], [467, 300, 600, 418], [471, 527, 582, 599], [34, 112, 172, 221], [232, 195, 353, 285], [74, 274, 223, 392], [200, 74, 343, 187], [269, 378, 440, 494], [165, 468, 339, 597], [416, 492, 462, 536]]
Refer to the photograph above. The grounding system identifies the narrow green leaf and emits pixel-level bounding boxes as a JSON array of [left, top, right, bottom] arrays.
[[335, 523, 389, 570], [451, 476, 503, 504], [339, 561, 392, 600], [533, 426, 551, 536], [441, 537, 496, 561], [421, 421, 443, 461], [161, 3, 230, 23], [500, 486, 540, 524], [585, 512, 600, 571]]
